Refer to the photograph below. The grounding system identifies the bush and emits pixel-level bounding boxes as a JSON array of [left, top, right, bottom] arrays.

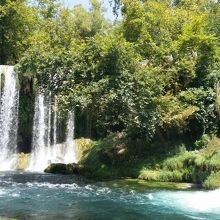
[[208, 153, 220, 171], [195, 134, 211, 149], [139, 170, 161, 181], [160, 170, 183, 182], [203, 171, 220, 189], [163, 157, 184, 171], [162, 151, 196, 171]]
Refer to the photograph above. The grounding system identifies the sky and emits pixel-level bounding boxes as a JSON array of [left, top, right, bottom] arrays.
[[61, 0, 117, 20]]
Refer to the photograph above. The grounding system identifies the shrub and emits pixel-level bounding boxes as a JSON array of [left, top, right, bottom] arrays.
[[159, 170, 183, 182], [162, 152, 196, 171], [203, 171, 220, 189], [208, 153, 220, 171], [163, 157, 184, 171], [194, 154, 206, 167], [138, 170, 160, 181], [195, 134, 211, 149], [138, 169, 183, 182]]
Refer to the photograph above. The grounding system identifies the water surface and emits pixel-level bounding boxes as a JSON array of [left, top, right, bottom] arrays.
[[0, 172, 219, 220]]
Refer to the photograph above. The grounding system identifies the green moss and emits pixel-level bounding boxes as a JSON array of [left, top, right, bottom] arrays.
[[75, 138, 95, 161], [44, 163, 81, 175]]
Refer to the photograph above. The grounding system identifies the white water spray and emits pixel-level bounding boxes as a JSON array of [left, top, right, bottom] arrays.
[[0, 65, 19, 171]]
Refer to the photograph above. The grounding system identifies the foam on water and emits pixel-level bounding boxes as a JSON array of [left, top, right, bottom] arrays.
[[180, 189, 220, 212], [153, 189, 220, 213]]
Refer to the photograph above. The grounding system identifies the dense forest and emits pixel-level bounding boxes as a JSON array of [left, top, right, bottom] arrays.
[[1, 0, 220, 188]]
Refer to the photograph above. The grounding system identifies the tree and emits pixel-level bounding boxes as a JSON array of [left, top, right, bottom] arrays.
[[72, 0, 111, 39], [0, 0, 37, 64]]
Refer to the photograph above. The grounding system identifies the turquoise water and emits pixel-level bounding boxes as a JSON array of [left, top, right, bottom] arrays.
[[0, 172, 220, 220]]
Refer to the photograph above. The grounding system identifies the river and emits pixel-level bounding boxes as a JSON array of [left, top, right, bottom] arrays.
[[0, 172, 219, 220]]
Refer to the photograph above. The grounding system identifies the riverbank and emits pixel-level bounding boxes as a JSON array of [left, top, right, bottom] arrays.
[[44, 134, 220, 190]]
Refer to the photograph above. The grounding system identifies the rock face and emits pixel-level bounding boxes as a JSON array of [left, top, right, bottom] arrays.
[[44, 163, 84, 175]]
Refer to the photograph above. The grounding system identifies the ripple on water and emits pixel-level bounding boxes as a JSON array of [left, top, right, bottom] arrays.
[[25, 182, 80, 189], [0, 189, 7, 196]]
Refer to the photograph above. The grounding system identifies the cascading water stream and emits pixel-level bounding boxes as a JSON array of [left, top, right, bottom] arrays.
[[28, 93, 77, 171], [0, 65, 19, 171], [0, 71, 1, 100], [28, 93, 47, 171], [53, 96, 57, 146], [64, 110, 77, 163], [47, 92, 52, 148]]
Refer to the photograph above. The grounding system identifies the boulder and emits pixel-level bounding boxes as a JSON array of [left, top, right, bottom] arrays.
[[44, 163, 81, 175]]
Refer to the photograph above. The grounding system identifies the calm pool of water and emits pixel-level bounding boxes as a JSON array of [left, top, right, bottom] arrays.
[[0, 171, 219, 220]]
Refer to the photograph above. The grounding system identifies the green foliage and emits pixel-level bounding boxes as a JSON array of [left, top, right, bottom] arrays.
[[12, 0, 219, 142], [203, 171, 220, 189], [139, 170, 183, 182], [0, 0, 38, 64], [36, 0, 60, 19], [195, 134, 211, 150], [72, 0, 111, 39], [178, 87, 218, 134]]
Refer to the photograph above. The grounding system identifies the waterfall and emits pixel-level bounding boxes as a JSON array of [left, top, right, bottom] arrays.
[[28, 93, 48, 171], [50, 97, 58, 160], [47, 92, 52, 148], [53, 97, 57, 146], [28, 93, 77, 172], [0, 65, 19, 171], [64, 110, 77, 163], [0, 71, 2, 100]]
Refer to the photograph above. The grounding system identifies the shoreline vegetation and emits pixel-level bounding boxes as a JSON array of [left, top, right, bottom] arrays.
[[36, 134, 219, 190]]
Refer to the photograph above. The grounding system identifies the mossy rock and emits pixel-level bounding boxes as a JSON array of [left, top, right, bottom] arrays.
[[44, 163, 81, 175]]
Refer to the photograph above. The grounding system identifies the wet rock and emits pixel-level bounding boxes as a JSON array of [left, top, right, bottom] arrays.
[[44, 163, 86, 175]]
